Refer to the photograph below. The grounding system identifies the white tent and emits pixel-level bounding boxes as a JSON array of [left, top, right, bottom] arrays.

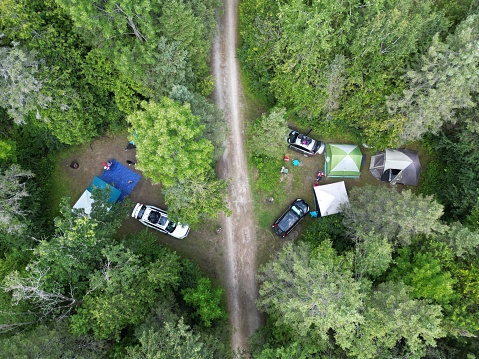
[[73, 190, 95, 215], [313, 181, 349, 217]]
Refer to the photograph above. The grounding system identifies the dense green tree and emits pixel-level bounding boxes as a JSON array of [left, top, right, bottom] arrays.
[[388, 248, 456, 305], [253, 344, 317, 359], [55, 0, 158, 43], [169, 85, 226, 161], [30, 17, 122, 144], [323, 55, 349, 118], [247, 108, 288, 158], [3, 266, 79, 324], [266, 0, 357, 119], [343, 185, 445, 245], [256, 237, 448, 357], [32, 196, 127, 291], [0, 137, 16, 163], [162, 176, 229, 227], [182, 277, 227, 328], [419, 238, 479, 336], [447, 262, 479, 335], [0, 164, 34, 235], [0, 320, 109, 358], [341, 0, 448, 147], [127, 98, 213, 187], [348, 0, 445, 76], [141, 38, 193, 99], [435, 0, 478, 26], [300, 213, 349, 250], [465, 201, 479, 230], [419, 126, 479, 221], [127, 98, 228, 225], [70, 245, 180, 341], [387, 14, 479, 142], [438, 223, 479, 258], [353, 231, 392, 279], [2, 195, 128, 326], [348, 282, 445, 359], [0, 0, 44, 40], [240, 0, 448, 146], [0, 45, 50, 125], [257, 241, 364, 350], [238, 0, 279, 102], [56, 0, 220, 92], [0, 1, 125, 145], [126, 319, 214, 359]]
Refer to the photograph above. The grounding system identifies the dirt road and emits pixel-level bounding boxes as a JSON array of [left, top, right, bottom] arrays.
[[212, 0, 262, 354]]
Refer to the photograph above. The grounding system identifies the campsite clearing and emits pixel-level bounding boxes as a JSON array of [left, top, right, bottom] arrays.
[[51, 133, 226, 282]]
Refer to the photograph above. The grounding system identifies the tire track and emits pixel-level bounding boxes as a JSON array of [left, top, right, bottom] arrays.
[[211, 0, 261, 354]]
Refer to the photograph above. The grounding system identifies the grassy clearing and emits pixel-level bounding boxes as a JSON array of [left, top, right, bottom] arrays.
[[46, 144, 90, 220], [47, 131, 230, 286]]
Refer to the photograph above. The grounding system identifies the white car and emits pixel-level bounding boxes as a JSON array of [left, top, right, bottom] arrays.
[[131, 203, 190, 239], [287, 129, 325, 157]]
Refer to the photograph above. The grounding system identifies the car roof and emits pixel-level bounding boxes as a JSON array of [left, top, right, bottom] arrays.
[[278, 210, 301, 231], [291, 138, 316, 151]]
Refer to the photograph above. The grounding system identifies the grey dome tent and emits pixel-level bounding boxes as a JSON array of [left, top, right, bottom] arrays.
[[369, 149, 421, 186]]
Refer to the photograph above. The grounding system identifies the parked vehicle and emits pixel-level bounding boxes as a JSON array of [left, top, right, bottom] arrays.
[[131, 203, 190, 239], [287, 129, 325, 157], [272, 199, 309, 237]]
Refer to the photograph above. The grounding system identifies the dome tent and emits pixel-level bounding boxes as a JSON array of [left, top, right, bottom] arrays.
[[369, 149, 421, 186], [324, 144, 363, 178]]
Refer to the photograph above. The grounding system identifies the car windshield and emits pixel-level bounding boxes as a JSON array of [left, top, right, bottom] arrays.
[[289, 132, 299, 142], [166, 221, 177, 233], [291, 205, 303, 217]]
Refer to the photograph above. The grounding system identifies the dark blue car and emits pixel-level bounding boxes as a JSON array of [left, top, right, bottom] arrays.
[[272, 199, 309, 237]]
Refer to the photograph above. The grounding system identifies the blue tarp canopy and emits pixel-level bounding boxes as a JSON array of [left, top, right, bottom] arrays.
[[87, 176, 122, 203], [99, 159, 141, 201], [73, 176, 121, 214]]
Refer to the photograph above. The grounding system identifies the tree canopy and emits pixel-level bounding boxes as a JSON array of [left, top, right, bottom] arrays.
[[343, 185, 445, 245], [0, 164, 34, 235], [127, 98, 229, 226], [258, 241, 363, 349], [240, 0, 450, 147]]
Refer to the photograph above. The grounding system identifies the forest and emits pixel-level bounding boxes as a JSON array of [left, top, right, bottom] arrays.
[[1, 0, 479, 358], [240, 0, 479, 357], [0, 0, 231, 357]]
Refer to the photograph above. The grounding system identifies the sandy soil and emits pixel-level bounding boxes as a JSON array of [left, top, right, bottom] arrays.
[[212, 0, 262, 354]]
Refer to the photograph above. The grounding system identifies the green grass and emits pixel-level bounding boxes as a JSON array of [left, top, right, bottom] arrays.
[[46, 145, 88, 220]]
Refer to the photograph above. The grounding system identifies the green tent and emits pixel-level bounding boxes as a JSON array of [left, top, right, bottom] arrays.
[[324, 144, 363, 178]]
